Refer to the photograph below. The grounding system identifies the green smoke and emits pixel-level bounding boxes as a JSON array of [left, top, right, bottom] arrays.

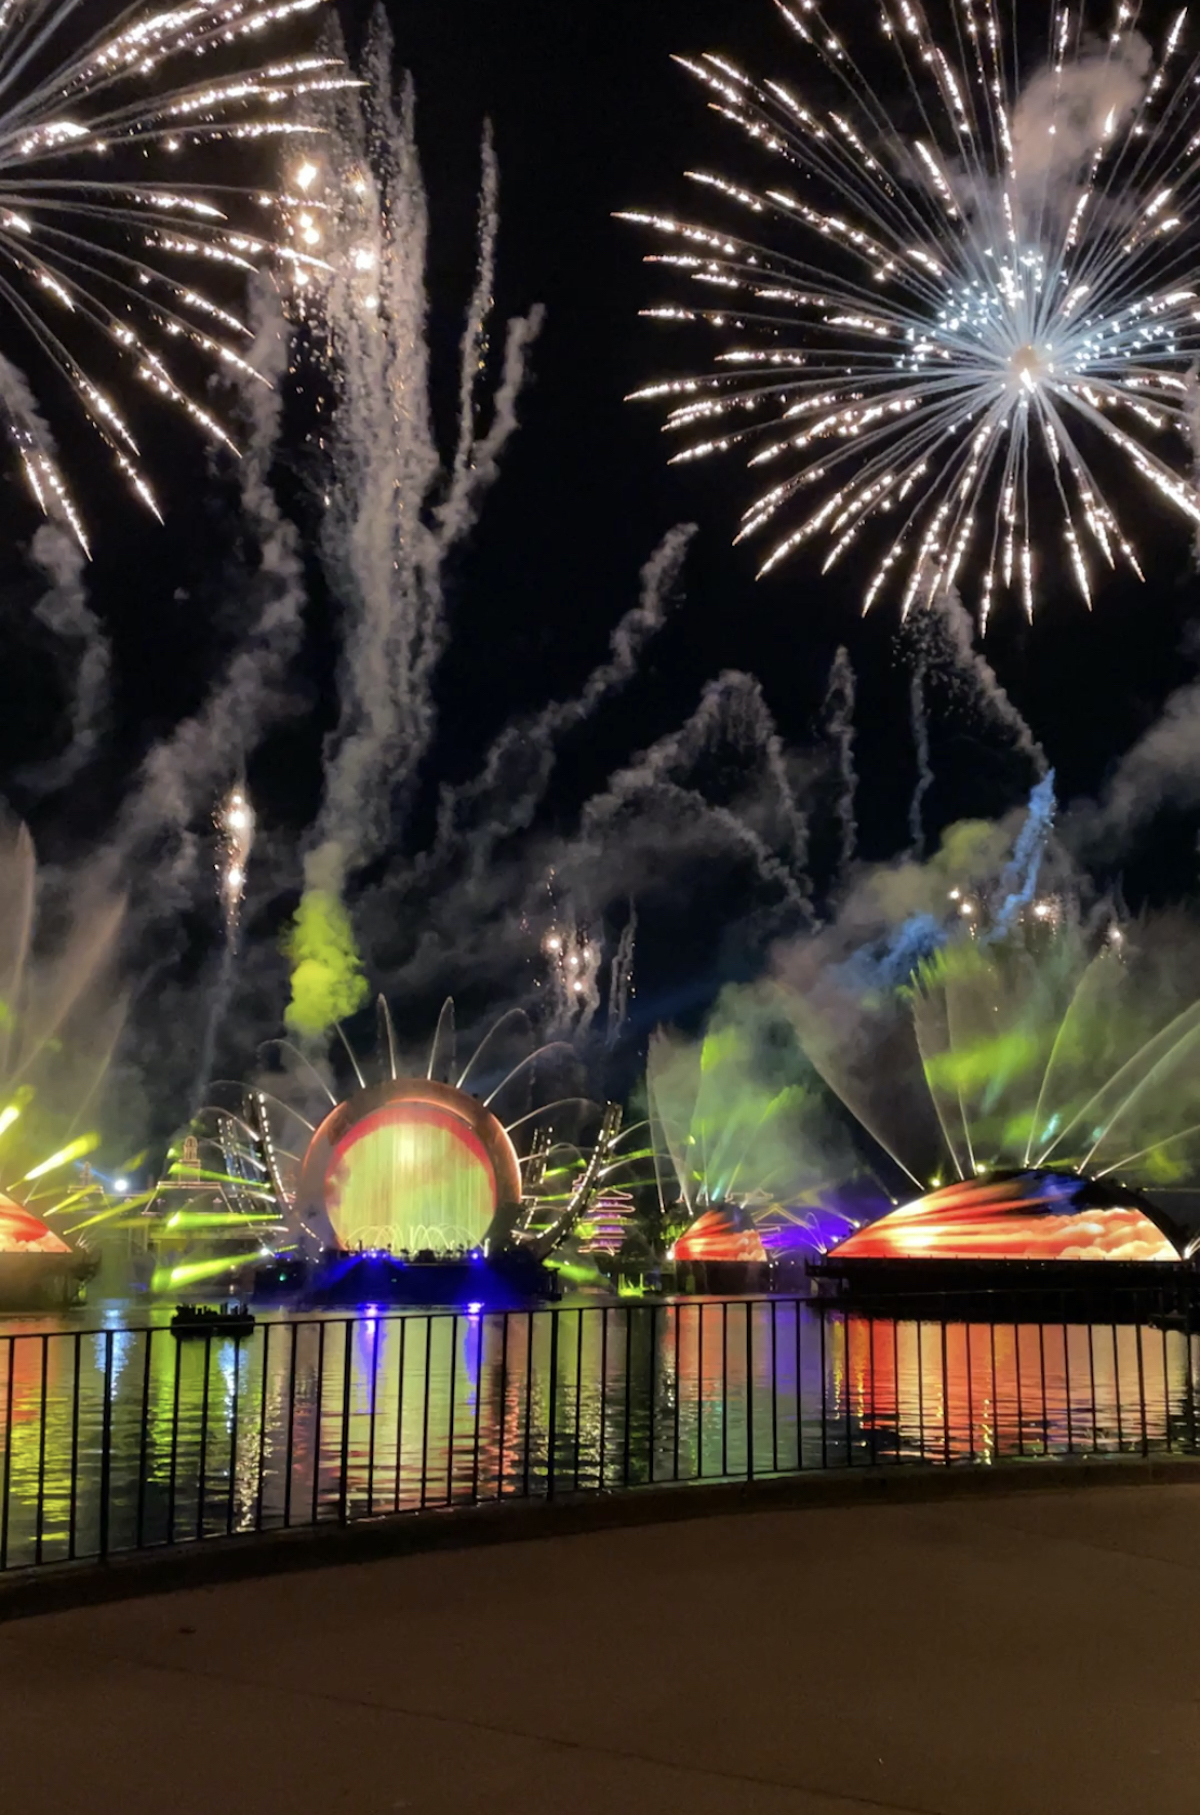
[[284, 890, 369, 1039]]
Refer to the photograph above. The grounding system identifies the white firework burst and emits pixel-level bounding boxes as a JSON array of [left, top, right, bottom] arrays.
[[0, 0, 349, 548], [216, 779, 254, 941], [623, 1, 1200, 623]]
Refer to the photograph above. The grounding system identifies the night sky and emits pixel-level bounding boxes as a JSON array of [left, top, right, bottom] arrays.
[[3, 0, 1200, 1146]]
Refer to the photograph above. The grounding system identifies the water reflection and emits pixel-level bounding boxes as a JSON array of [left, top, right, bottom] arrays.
[[0, 1298, 1194, 1571]]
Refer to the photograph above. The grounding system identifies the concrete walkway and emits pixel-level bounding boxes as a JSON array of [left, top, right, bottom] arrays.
[[4, 1483, 1200, 1813]]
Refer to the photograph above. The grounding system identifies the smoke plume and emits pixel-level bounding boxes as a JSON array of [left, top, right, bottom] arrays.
[[822, 645, 858, 889], [288, 11, 543, 1020], [19, 522, 109, 795]]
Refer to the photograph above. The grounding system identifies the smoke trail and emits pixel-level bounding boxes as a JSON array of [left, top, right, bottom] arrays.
[[1067, 672, 1200, 859], [0, 350, 110, 796], [988, 773, 1058, 939], [823, 646, 858, 889], [606, 907, 637, 1048], [352, 660, 814, 1028], [1011, 33, 1151, 206], [909, 665, 933, 856], [287, 10, 542, 1029], [189, 941, 236, 1119], [18, 522, 110, 795], [579, 672, 813, 925], [432, 526, 695, 868], [584, 668, 811, 903], [908, 588, 1047, 778], [117, 278, 306, 894], [102, 278, 307, 1139]]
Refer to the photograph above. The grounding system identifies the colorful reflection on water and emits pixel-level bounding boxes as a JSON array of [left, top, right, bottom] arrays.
[[0, 1298, 1195, 1571]]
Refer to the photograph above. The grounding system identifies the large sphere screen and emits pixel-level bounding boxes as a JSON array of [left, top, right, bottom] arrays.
[[325, 1103, 499, 1254]]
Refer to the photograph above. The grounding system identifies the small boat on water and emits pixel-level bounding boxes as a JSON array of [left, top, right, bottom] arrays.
[[171, 1302, 256, 1339]]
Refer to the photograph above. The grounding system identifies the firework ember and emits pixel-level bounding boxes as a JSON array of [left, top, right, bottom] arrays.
[[0, 0, 349, 546], [624, 2, 1200, 621], [216, 781, 255, 939]]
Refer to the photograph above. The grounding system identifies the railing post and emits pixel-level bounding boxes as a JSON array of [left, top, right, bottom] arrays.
[[367, 1317, 380, 1516], [673, 1305, 682, 1482], [99, 1330, 114, 1561], [819, 1302, 828, 1469], [393, 1317, 409, 1512], [446, 1315, 458, 1507], [0, 1335, 12, 1570], [941, 1316, 951, 1467], [623, 1307, 634, 1487], [745, 1302, 754, 1482], [471, 1314, 485, 1504], [496, 1313, 509, 1498], [522, 1312, 534, 1500], [598, 1308, 609, 1489], [227, 1333, 242, 1537], [573, 1310, 585, 1493], [136, 1329, 152, 1549], [35, 1335, 48, 1564], [421, 1316, 434, 1509], [647, 1303, 657, 1487], [546, 1307, 560, 1501], [255, 1322, 270, 1531], [1136, 1292, 1149, 1457], [312, 1318, 327, 1525], [69, 1331, 82, 1560], [283, 1321, 298, 1527], [339, 1318, 353, 1526]]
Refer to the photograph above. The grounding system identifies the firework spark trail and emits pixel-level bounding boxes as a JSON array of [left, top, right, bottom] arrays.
[[823, 644, 858, 889], [190, 769, 260, 1113], [284, 9, 542, 928], [542, 904, 603, 1040], [624, 2, 1200, 620], [0, 0, 350, 542], [216, 780, 255, 945]]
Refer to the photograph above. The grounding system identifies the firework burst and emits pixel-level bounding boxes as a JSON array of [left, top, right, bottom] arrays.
[[0, 0, 348, 547], [216, 779, 254, 941], [623, 2, 1200, 622]]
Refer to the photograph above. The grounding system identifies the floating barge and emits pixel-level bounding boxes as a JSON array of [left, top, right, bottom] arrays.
[[810, 1169, 1198, 1321], [252, 1246, 564, 1310]]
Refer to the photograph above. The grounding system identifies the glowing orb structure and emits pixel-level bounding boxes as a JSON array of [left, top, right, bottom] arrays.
[[829, 1171, 1182, 1267], [298, 1080, 524, 1256], [0, 1196, 70, 1256]]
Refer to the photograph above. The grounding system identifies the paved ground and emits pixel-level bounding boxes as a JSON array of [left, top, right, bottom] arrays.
[[3, 1483, 1200, 1813]]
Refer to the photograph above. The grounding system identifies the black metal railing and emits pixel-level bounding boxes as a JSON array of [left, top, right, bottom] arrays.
[[0, 1287, 1195, 1575]]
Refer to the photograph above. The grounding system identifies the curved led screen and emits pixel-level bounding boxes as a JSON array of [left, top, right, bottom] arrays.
[[675, 1205, 767, 1264], [0, 1196, 69, 1255], [831, 1171, 1180, 1264], [300, 1080, 523, 1256]]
